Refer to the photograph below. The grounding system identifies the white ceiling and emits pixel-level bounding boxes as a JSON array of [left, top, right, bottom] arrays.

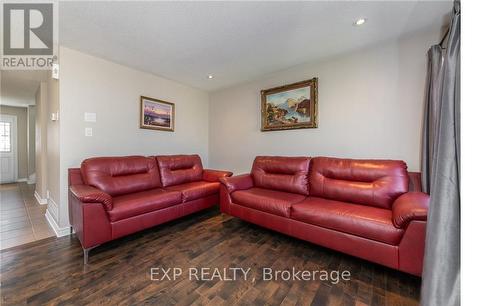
[[60, 1, 451, 91], [1, 71, 48, 107]]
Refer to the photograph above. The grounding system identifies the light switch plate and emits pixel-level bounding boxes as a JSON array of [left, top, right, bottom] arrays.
[[84, 112, 96, 122], [85, 127, 93, 137], [52, 64, 59, 80]]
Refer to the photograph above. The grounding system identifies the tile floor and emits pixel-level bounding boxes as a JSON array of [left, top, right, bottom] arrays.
[[0, 183, 56, 250]]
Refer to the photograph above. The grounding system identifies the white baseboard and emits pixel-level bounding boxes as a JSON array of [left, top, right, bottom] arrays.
[[34, 190, 48, 205], [17, 178, 27, 182], [47, 197, 58, 218], [27, 173, 36, 185], [45, 209, 70, 237]]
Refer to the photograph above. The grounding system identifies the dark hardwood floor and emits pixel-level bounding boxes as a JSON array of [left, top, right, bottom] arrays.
[[0, 208, 421, 305]]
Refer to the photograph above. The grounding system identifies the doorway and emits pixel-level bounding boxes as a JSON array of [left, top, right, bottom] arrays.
[[0, 114, 18, 184], [1, 71, 56, 249]]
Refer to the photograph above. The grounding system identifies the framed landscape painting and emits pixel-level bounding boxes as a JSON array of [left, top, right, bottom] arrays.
[[261, 78, 318, 131], [140, 96, 175, 132]]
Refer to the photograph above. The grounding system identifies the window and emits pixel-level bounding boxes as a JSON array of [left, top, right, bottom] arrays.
[[0, 122, 11, 152]]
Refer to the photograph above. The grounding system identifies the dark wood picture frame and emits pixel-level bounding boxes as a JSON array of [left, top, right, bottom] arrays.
[[140, 96, 175, 132], [261, 78, 318, 131]]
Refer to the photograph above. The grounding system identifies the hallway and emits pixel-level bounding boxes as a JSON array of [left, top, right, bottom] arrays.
[[0, 183, 55, 250]]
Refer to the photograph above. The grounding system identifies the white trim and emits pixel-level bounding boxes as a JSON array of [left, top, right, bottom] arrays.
[[13, 116, 18, 181], [34, 190, 48, 205], [16, 178, 27, 182], [27, 173, 36, 184], [47, 196, 58, 218], [45, 208, 70, 237], [0, 102, 32, 108]]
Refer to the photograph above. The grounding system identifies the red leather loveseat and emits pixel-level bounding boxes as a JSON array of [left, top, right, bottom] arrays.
[[220, 156, 429, 276], [68, 154, 232, 263]]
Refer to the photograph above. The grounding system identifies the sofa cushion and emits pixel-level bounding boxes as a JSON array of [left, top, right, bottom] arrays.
[[109, 189, 182, 221], [251, 156, 311, 195], [291, 197, 404, 245], [165, 181, 220, 202], [232, 188, 306, 217], [309, 157, 409, 209], [156, 155, 203, 187], [81, 156, 161, 197]]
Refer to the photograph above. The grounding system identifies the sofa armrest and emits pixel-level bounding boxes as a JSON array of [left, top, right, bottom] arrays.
[[203, 169, 233, 182], [219, 174, 253, 193], [392, 192, 430, 229], [70, 185, 113, 211]]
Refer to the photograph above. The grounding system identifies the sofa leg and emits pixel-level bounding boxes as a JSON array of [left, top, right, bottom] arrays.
[[83, 245, 99, 265], [70, 226, 73, 234], [83, 248, 90, 265]]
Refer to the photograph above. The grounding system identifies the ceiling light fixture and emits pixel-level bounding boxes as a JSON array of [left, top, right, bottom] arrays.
[[207, 74, 214, 79], [354, 18, 366, 26]]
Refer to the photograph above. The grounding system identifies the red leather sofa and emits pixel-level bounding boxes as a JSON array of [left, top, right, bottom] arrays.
[[68, 154, 232, 263], [220, 156, 429, 276]]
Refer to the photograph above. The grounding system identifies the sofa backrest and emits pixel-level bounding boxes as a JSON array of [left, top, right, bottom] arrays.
[[251, 156, 311, 195], [68, 168, 84, 186], [81, 156, 161, 197], [309, 157, 409, 209], [156, 155, 203, 187]]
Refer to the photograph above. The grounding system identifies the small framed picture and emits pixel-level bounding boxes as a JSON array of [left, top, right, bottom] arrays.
[[261, 78, 318, 131], [140, 96, 175, 132]]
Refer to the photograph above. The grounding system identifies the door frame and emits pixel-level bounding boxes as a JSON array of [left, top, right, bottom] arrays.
[[0, 114, 18, 183]]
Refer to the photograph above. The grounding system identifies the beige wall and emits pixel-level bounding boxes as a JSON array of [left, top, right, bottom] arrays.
[[209, 29, 441, 174], [50, 29, 438, 230], [56, 47, 210, 228], [0, 105, 28, 179], [47, 72, 60, 223], [28, 105, 36, 178], [35, 83, 48, 199], [32, 73, 60, 226]]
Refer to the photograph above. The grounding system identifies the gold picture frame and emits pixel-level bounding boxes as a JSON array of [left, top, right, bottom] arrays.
[[140, 96, 175, 132], [261, 78, 318, 131]]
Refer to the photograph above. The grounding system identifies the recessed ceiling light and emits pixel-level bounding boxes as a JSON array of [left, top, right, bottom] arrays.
[[207, 74, 214, 79], [354, 18, 366, 26]]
